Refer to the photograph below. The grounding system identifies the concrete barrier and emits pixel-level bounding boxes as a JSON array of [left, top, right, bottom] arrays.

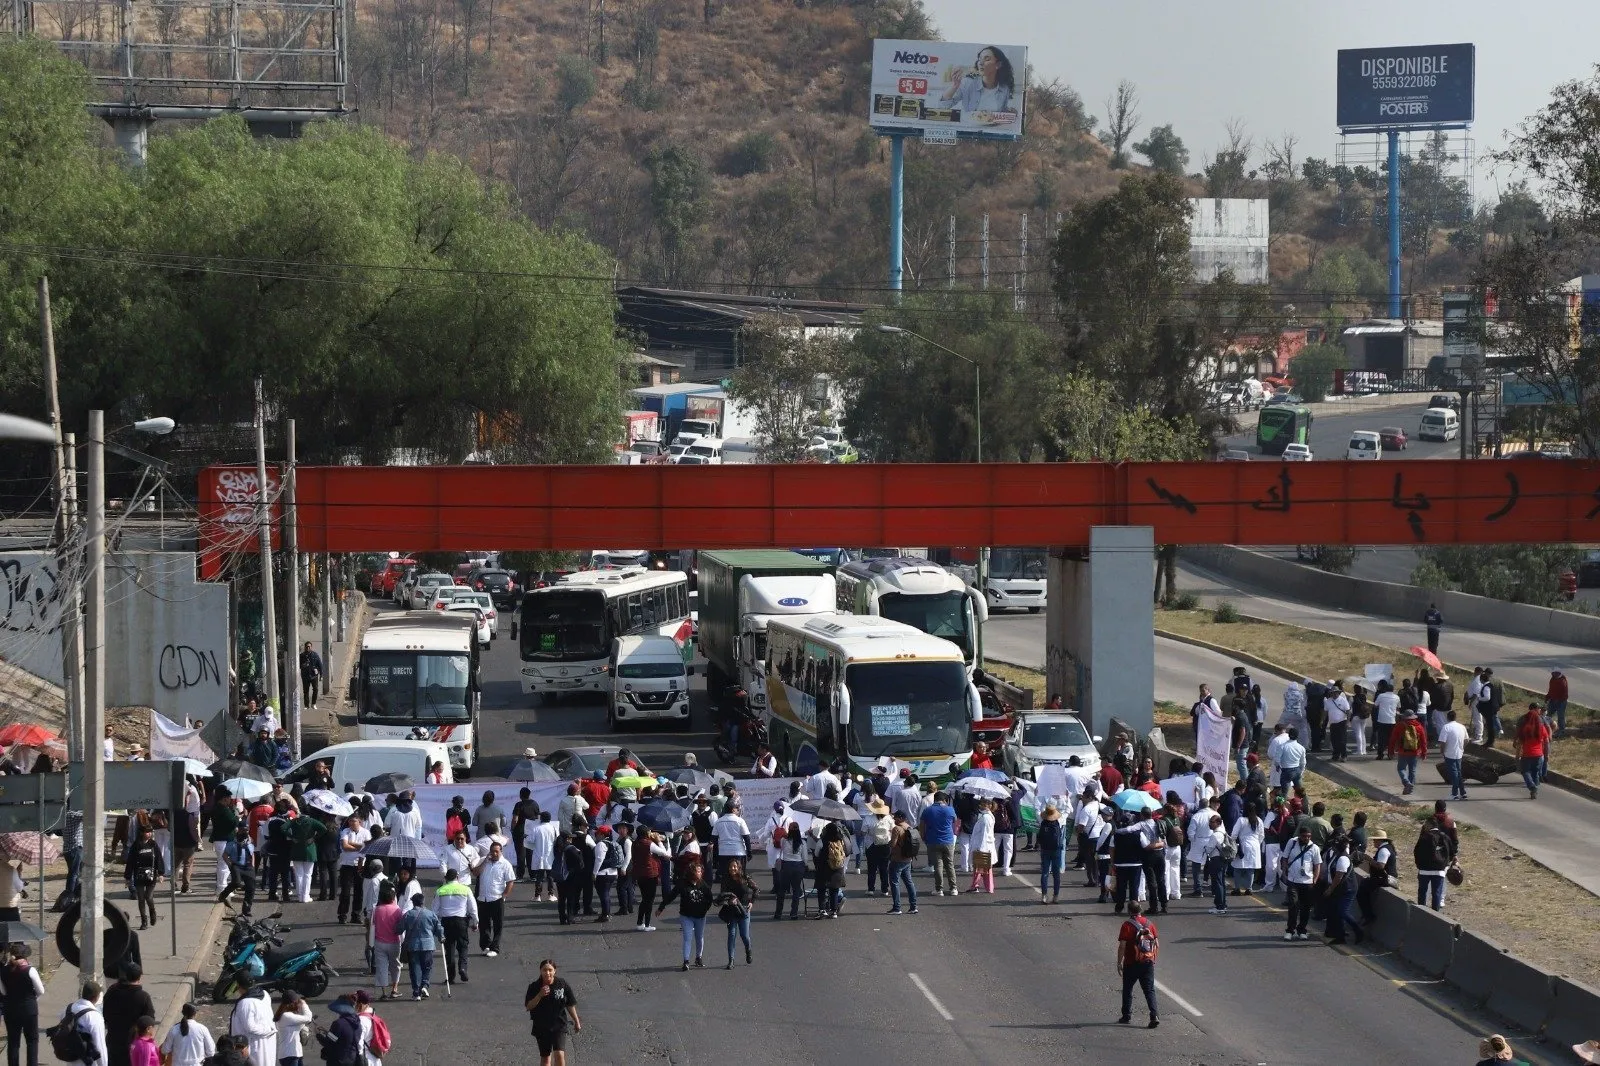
[[1182, 544, 1600, 651], [1367, 887, 1411, 949], [1396, 903, 1457, 977], [1443, 928, 1510, 1005], [1544, 976, 1600, 1049], [1482, 951, 1557, 1035]]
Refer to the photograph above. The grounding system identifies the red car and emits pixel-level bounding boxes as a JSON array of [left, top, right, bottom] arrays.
[[1379, 426, 1408, 450], [374, 557, 417, 597]]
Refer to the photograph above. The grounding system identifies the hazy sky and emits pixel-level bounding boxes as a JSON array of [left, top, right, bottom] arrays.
[[919, 0, 1600, 201]]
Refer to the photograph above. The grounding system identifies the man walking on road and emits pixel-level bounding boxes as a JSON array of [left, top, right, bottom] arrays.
[[1115, 901, 1160, 1029], [920, 791, 958, 896], [1514, 702, 1552, 799], [1280, 825, 1321, 941], [1480, 669, 1505, 747], [1387, 709, 1428, 795], [1439, 711, 1469, 801], [1423, 603, 1443, 655], [298, 641, 324, 711], [1546, 669, 1569, 736]]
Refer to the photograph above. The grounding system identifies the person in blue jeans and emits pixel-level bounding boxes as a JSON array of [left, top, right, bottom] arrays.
[[1387, 710, 1427, 795], [717, 861, 756, 969], [398, 893, 444, 999], [1036, 806, 1066, 904], [1322, 839, 1363, 944], [657, 862, 714, 970], [886, 812, 920, 914]]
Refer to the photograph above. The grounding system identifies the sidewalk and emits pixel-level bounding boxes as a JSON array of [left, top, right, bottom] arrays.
[[37, 852, 229, 1036], [295, 591, 369, 749]]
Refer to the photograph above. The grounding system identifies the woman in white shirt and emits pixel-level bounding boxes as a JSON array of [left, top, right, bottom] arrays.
[[1185, 803, 1215, 897], [965, 798, 997, 895], [937, 46, 1019, 123], [160, 1005, 216, 1066], [275, 991, 314, 1065], [1229, 803, 1266, 895]]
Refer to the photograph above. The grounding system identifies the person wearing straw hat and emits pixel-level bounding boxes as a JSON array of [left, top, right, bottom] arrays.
[[1474, 1034, 1528, 1066], [862, 796, 892, 895], [1037, 804, 1066, 903]]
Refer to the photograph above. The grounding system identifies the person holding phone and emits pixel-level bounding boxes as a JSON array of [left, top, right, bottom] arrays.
[[524, 960, 580, 1066]]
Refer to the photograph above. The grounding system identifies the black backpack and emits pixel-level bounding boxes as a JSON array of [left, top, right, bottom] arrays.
[[901, 828, 922, 860], [1414, 828, 1450, 870], [47, 1007, 95, 1063]]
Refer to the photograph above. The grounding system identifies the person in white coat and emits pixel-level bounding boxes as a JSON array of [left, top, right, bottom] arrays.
[[1185, 799, 1218, 898], [229, 987, 276, 1066], [160, 1004, 215, 1066], [57, 982, 108, 1066], [1229, 803, 1266, 895], [965, 798, 997, 894], [275, 991, 314, 1064], [527, 811, 559, 903]]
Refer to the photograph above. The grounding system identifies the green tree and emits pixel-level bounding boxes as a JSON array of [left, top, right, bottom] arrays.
[[719, 131, 778, 178], [1043, 373, 1206, 462], [1412, 546, 1581, 607], [735, 179, 809, 292], [1134, 124, 1188, 175], [554, 55, 596, 112], [1287, 343, 1345, 403], [726, 314, 839, 462], [646, 143, 710, 286], [1491, 180, 1549, 238]]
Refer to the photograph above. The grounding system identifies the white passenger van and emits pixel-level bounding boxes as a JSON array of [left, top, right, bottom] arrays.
[[1346, 430, 1382, 460], [1418, 407, 1460, 442], [607, 634, 691, 730], [281, 739, 454, 791]]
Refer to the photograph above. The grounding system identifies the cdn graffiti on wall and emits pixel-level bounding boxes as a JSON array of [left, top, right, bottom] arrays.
[[159, 644, 224, 690]]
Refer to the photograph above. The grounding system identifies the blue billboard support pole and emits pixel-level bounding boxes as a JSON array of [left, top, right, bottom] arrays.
[[889, 133, 905, 297], [1387, 128, 1402, 318]]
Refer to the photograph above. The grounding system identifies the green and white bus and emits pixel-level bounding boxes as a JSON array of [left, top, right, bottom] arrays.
[[1257, 404, 1313, 455], [765, 613, 982, 779], [518, 568, 692, 702]]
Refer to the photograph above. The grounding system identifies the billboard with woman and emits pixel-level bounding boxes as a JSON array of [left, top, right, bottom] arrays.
[[869, 40, 1027, 140]]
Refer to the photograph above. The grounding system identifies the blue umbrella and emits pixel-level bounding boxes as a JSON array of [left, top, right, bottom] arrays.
[[1111, 789, 1161, 814], [958, 768, 1011, 783], [635, 799, 691, 834]]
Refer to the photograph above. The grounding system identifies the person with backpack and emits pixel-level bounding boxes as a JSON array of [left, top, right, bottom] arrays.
[[50, 981, 106, 1066], [813, 820, 850, 917], [1387, 708, 1428, 795], [590, 826, 623, 924], [1413, 816, 1454, 910], [1280, 824, 1322, 940], [1114, 901, 1160, 1029], [352, 990, 389, 1066], [1036, 805, 1066, 905]]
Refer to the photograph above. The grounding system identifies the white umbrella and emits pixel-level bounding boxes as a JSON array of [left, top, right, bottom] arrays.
[[219, 776, 272, 802], [947, 777, 1011, 800], [179, 758, 212, 778], [304, 790, 354, 817]]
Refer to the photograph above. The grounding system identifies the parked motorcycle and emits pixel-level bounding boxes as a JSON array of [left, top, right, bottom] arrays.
[[713, 689, 769, 764], [212, 913, 337, 1003]]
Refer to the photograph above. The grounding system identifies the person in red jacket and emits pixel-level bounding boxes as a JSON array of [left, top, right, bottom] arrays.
[[1514, 702, 1552, 799], [969, 743, 994, 771], [1386, 708, 1428, 796], [578, 773, 610, 820], [1546, 669, 1569, 737]]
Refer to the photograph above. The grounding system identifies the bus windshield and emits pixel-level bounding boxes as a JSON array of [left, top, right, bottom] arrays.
[[361, 651, 471, 722], [521, 590, 607, 662], [846, 660, 969, 759], [877, 591, 972, 658], [988, 549, 1046, 581]]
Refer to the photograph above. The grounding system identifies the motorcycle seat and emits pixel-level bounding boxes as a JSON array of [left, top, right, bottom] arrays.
[[263, 942, 319, 971]]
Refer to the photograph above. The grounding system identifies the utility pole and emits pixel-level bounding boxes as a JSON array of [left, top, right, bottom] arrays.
[[1018, 213, 1028, 312], [83, 410, 106, 981], [946, 215, 955, 290], [980, 214, 990, 291], [63, 433, 83, 761], [39, 277, 82, 761], [283, 419, 300, 760], [320, 552, 333, 707], [254, 379, 280, 707]]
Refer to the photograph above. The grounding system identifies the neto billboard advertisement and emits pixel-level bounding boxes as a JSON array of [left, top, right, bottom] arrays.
[[869, 40, 1027, 140], [1337, 43, 1474, 129]]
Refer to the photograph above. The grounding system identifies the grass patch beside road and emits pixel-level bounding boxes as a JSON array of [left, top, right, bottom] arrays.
[[1155, 606, 1600, 787], [1153, 705, 1600, 986]]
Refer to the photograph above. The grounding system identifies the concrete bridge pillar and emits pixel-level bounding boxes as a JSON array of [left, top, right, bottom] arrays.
[[1045, 526, 1155, 739]]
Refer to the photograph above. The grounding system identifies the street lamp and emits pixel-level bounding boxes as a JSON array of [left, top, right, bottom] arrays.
[[876, 324, 988, 669], [0, 414, 58, 443], [82, 411, 174, 979]]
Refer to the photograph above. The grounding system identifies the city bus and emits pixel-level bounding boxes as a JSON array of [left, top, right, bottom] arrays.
[[352, 612, 481, 773], [835, 556, 987, 673], [928, 546, 1048, 613], [518, 568, 692, 701], [1257, 404, 1313, 455], [764, 614, 981, 779]]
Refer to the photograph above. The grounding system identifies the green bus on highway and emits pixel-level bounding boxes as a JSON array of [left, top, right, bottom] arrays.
[[1257, 404, 1312, 455]]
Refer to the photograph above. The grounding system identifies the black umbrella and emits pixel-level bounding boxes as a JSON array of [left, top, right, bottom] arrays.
[[635, 799, 691, 834], [364, 772, 415, 795], [790, 797, 861, 823], [362, 835, 440, 866], [507, 759, 560, 783], [661, 767, 716, 791], [208, 759, 274, 784], [0, 920, 49, 943]]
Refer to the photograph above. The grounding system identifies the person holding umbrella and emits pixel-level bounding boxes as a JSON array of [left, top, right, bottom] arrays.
[[966, 798, 997, 895]]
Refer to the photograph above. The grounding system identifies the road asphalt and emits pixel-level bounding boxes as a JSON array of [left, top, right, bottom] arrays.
[[181, 623, 1542, 1066], [1221, 398, 1459, 462]]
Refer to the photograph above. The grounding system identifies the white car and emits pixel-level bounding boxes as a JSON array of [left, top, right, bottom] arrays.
[[667, 442, 691, 461], [445, 601, 492, 647], [675, 454, 710, 465], [1000, 712, 1101, 781], [1281, 443, 1314, 462], [409, 572, 455, 609], [426, 586, 473, 611], [452, 590, 498, 637], [684, 438, 723, 465]]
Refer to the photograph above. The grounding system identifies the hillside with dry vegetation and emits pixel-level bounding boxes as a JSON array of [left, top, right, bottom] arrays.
[[346, 0, 1492, 305]]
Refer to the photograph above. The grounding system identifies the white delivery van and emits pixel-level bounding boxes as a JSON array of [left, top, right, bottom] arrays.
[[684, 437, 724, 465], [607, 634, 691, 730], [280, 739, 453, 792], [1418, 407, 1459, 442], [1346, 430, 1382, 460]]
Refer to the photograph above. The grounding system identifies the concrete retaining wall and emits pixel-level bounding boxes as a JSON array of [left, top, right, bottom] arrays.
[[1182, 545, 1600, 651], [1545, 976, 1600, 1048]]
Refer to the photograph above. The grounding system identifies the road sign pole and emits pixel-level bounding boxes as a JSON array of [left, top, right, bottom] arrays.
[[888, 133, 905, 297], [1388, 128, 1402, 318]]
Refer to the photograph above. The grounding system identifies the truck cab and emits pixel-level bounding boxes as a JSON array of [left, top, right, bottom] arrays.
[[733, 573, 838, 712], [677, 417, 720, 443]]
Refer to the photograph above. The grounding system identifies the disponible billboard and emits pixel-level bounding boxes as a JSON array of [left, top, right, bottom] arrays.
[[869, 40, 1027, 140], [1337, 43, 1474, 129]]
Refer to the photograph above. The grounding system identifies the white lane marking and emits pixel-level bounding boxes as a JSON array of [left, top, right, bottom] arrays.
[[908, 973, 955, 1021], [1156, 980, 1204, 1017]]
